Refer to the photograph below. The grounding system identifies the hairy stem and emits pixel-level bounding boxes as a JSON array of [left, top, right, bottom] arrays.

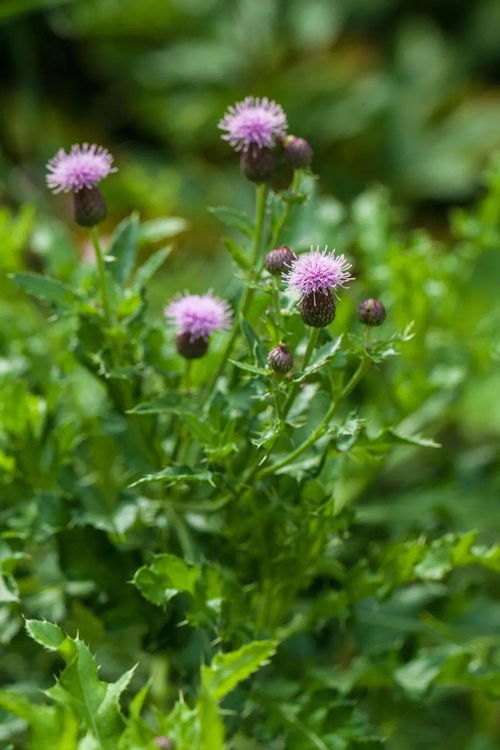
[[270, 169, 302, 248], [281, 326, 319, 417], [258, 355, 370, 478], [201, 183, 268, 404], [90, 227, 112, 325]]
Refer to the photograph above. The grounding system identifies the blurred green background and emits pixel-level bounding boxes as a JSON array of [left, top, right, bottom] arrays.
[[3, 3, 500, 747], [2, 0, 500, 260]]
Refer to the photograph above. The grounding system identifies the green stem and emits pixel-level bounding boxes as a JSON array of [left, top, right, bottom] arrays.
[[90, 227, 112, 325], [270, 278, 283, 341], [234, 327, 320, 493], [201, 183, 268, 404], [270, 169, 302, 248], [183, 359, 192, 393], [281, 327, 319, 417], [166, 504, 198, 562], [258, 355, 370, 479], [272, 376, 283, 421], [89, 229, 163, 467]]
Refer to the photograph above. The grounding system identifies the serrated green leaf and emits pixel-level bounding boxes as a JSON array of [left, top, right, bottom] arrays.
[[202, 640, 277, 701], [132, 246, 172, 290], [0, 690, 34, 721], [138, 217, 188, 244], [394, 653, 444, 698], [109, 214, 139, 285], [228, 359, 269, 377], [223, 236, 251, 269], [127, 392, 185, 414], [296, 335, 343, 381], [388, 427, 441, 449], [26, 620, 66, 650], [129, 465, 212, 488], [133, 553, 201, 606], [0, 691, 78, 750], [251, 420, 281, 449], [0, 573, 18, 603], [46, 639, 129, 749], [240, 318, 267, 367], [118, 683, 154, 749], [209, 206, 254, 238], [11, 272, 81, 306]]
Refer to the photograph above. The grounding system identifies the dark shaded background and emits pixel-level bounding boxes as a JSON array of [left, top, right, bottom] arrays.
[[2, 0, 500, 256]]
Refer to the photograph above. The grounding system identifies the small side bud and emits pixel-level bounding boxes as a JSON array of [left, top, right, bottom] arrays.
[[72, 186, 107, 227], [283, 135, 313, 168], [240, 146, 277, 183], [357, 298, 386, 326], [299, 290, 336, 328], [265, 246, 297, 275], [176, 332, 209, 359], [268, 343, 293, 374]]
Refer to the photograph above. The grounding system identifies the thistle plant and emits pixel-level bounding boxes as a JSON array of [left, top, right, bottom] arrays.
[[2, 98, 500, 750]]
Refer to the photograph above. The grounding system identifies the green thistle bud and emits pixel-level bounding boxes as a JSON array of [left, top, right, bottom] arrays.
[[268, 343, 294, 374], [72, 186, 107, 227], [265, 246, 297, 275], [299, 290, 336, 328], [357, 298, 386, 326], [283, 135, 313, 168], [176, 333, 209, 359]]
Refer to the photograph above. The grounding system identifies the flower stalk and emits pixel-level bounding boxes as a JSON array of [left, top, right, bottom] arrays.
[[258, 355, 370, 479], [90, 227, 112, 325]]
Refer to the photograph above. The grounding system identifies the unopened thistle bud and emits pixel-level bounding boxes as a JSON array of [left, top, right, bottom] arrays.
[[357, 298, 386, 326], [72, 186, 107, 227], [268, 343, 293, 374], [265, 246, 297, 275], [282, 135, 313, 168], [299, 290, 336, 327], [240, 146, 277, 183]]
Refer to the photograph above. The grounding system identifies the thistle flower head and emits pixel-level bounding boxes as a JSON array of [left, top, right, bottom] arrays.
[[165, 293, 231, 341], [284, 247, 353, 299], [219, 97, 287, 152], [46, 143, 117, 194]]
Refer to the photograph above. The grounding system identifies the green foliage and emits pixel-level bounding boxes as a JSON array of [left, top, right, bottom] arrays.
[[2, 114, 500, 749], [0, 620, 274, 749]]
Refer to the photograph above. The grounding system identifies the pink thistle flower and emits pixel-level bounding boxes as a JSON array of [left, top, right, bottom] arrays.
[[284, 246, 354, 299], [46, 143, 117, 194], [219, 96, 287, 152], [165, 292, 232, 341]]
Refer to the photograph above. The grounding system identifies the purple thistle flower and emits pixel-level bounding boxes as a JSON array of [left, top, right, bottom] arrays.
[[46, 143, 117, 194], [219, 96, 287, 152], [284, 247, 353, 299], [165, 293, 232, 341]]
